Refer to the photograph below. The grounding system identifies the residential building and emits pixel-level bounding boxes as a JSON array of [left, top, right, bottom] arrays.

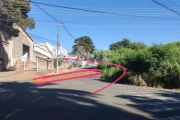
[[55, 45, 69, 58], [34, 42, 68, 58], [34, 42, 69, 70], [0, 23, 34, 70], [34, 42, 56, 60]]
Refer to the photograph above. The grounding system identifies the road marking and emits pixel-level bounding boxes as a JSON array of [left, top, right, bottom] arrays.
[[6, 109, 21, 118], [133, 97, 147, 100], [31, 92, 51, 104], [134, 95, 142, 97], [147, 107, 180, 112], [126, 92, 137, 93], [31, 98, 40, 103], [157, 116, 180, 120], [139, 101, 180, 105], [144, 94, 153, 96]]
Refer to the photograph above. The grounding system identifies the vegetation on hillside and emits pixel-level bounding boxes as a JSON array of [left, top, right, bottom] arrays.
[[97, 39, 180, 89]]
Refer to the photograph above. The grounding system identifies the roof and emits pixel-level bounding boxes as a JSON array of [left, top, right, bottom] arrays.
[[13, 24, 33, 42], [34, 42, 57, 59]]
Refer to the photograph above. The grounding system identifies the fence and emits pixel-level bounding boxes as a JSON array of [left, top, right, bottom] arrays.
[[0, 57, 62, 72], [11, 58, 37, 71]]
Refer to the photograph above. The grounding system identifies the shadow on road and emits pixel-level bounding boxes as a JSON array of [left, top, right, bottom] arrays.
[[115, 91, 180, 119], [0, 81, 150, 120]]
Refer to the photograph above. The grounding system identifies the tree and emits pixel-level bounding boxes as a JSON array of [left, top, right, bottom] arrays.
[[72, 36, 95, 58], [0, 0, 35, 37], [109, 38, 131, 50], [109, 38, 147, 50]]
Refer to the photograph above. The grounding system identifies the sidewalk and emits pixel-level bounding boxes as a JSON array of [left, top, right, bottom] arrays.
[[0, 66, 85, 82], [0, 70, 24, 77], [0, 70, 53, 82]]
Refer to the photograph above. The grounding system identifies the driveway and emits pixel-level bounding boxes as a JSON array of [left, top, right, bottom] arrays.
[[0, 76, 180, 120]]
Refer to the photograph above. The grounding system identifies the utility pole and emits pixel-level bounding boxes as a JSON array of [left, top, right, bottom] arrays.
[[56, 22, 60, 73], [76, 43, 79, 67]]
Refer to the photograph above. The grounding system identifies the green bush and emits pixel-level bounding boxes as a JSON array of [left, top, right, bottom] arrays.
[[98, 40, 180, 89], [97, 64, 108, 70], [54, 59, 62, 69], [68, 65, 73, 70], [154, 60, 180, 89]]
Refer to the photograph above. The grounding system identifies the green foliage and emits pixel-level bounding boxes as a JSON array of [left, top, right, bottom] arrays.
[[101, 67, 120, 79], [72, 36, 95, 54], [101, 39, 180, 89], [149, 43, 179, 71], [68, 65, 73, 70], [109, 38, 131, 50], [0, 0, 35, 37], [94, 49, 111, 62], [109, 38, 147, 50], [54, 59, 62, 69], [154, 60, 180, 89], [97, 64, 108, 70], [125, 49, 155, 74]]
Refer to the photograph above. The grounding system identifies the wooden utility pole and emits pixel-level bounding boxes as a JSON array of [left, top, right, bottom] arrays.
[[56, 23, 60, 73]]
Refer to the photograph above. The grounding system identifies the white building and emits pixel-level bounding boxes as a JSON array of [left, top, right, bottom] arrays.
[[34, 42, 68, 60], [55, 45, 68, 58]]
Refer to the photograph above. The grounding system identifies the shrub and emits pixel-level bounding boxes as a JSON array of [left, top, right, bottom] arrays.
[[54, 59, 62, 68]]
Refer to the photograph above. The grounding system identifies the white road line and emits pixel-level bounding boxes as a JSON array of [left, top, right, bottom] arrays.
[[147, 107, 180, 112], [6, 109, 21, 118], [46, 92, 51, 95], [126, 92, 137, 93], [133, 97, 147, 100], [31, 98, 41, 103], [144, 94, 153, 96], [139, 101, 180, 105], [134, 95, 142, 97], [31, 92, 51, 104], [157, 116, 180, 120]]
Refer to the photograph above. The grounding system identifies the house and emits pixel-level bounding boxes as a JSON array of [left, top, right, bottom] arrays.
[[34, 42, 56, 60], [34, 42, 69, 70], [0, 23, 34, 70], [55, 45, 68, 58], [62, 52, 88, 66], [34, 42, 69, 59]]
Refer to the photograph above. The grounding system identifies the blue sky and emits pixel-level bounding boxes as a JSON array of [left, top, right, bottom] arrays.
[[27, 0, 180, 52]]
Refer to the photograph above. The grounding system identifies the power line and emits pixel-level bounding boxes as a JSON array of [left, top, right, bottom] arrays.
[[28, 1, 180, 21], [32, 3, 60, 23], [2, 17, 180, 25], [0, 20, 57, 44], [6, 5, 180, 12], [5, 10, 180, 17], [2, 1, 180, 21], [32, 2, 75, 40], [152, 0, 180, 16], [29, 33, 57, 42], [5, 3, 180, 10]]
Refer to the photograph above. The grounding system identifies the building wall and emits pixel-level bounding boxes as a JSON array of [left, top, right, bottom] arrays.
[[0, 24, 34, 69], [0, 25, 11, 69], [59, 45, 68, 57], [35, 51, 55, 70], [12, 25, 34, 61]]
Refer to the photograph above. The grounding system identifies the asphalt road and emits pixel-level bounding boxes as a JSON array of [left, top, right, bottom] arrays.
[[0, 76, 180, 120]]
